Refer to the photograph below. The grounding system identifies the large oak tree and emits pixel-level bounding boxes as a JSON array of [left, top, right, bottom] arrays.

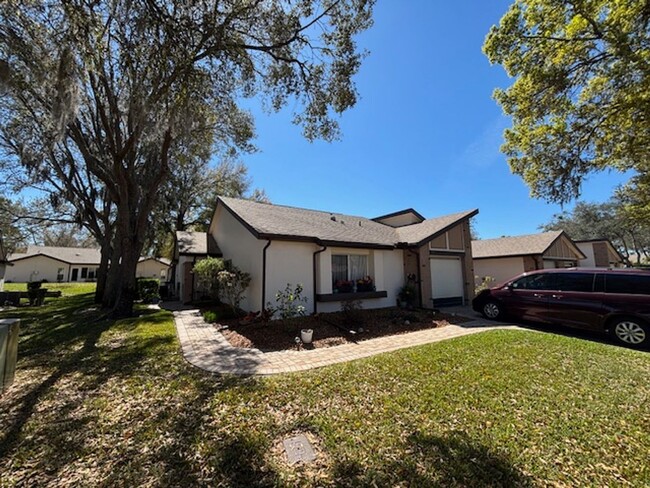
[[0, 0, 374, 316], [484, 0, 650, 204]]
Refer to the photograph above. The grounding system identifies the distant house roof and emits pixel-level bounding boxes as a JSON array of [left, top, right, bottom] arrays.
[[8, 246, 101, 265], [176, 231, 222, 256], [217, 197, 477, 248], [472, 231, 584, 259], [139, 256, 172, 266]]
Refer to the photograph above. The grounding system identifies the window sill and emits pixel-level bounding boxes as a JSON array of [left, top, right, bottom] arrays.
[[316, 291, 388, 302]]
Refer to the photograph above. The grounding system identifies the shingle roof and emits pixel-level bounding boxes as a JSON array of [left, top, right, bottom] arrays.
[[218, 197, 477, 248], [9, 246, 101, 265], [472, 231, 565, 259], [139, 256, 172, 266], [396, 211, 478, 246], [176, 231, 222, 256]]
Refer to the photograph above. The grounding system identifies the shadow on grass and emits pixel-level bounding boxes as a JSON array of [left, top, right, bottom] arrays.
[[0, 293, 257, 484], [332, 430, 532, 487]]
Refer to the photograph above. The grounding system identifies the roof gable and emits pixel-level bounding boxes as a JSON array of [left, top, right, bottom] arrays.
[[175, 231, 222, 256], [472, 231, 584, 259], [372, 208, 425, 227]]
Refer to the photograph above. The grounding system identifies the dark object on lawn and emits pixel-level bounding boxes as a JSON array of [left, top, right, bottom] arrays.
[[27, 282, 47, 306]]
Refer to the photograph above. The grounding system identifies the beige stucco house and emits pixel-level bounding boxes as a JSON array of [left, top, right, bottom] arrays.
[[173, 197, 478, 311], [575, 239, 624, 268], [137, 257, 172, 279], [472, 231, 586, 285], [6, 246, 171, 283]]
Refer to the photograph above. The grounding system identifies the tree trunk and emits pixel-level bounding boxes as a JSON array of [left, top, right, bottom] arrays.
[[102, 240, 122, 309], [94, 239, 111, 304]]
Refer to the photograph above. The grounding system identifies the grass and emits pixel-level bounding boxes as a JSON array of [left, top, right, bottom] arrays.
[[3, 281, 97, 297], [1, 290, 649, 486]]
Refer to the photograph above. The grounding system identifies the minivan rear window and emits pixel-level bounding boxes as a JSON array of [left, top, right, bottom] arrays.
[[605, 274, 650, 295]]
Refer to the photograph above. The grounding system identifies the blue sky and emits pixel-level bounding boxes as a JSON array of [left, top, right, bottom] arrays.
[[236, 0, 629, 239]]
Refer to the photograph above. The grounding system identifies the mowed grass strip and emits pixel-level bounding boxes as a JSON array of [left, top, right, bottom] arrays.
[[0, 291, 648, 487]]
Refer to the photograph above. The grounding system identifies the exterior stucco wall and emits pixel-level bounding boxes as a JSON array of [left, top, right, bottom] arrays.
[[473, 256, 526, 286], [210, 205, 265, 312], [265, 241, 316, 313], [5, 256, 72, 283], [576, 242, 596, 267], [136, 260, 170, 279]]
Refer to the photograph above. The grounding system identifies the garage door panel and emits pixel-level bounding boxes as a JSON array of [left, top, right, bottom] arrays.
[[430, 257, 464, 306]]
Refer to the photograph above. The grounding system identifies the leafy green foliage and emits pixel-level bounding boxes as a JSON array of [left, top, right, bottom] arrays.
[[216, 265, 251, 313], [136, 279, 160, 303], [192, 257, 226, 300], [270, 283, 307, 322], [484, 1, 650, 204]]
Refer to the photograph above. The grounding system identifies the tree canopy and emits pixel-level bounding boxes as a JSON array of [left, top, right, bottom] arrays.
[[484, 0, 650, 204], [0, 0, 374, 316]]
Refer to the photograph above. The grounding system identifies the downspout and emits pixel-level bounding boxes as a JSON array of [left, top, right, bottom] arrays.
[[406, 248, 423, 308], [312, 244, 328, 314], [261, 240, 272, 311]]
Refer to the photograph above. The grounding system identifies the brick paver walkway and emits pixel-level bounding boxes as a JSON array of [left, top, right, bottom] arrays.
[[167, 304, 521, 376]]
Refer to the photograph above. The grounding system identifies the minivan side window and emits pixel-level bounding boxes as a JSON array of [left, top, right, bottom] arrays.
[[511, 273, 557, 290], [554, 273, 595, 292], [605, 274, 650, 295]]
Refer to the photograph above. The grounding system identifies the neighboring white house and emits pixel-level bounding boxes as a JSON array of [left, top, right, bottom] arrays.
[[6, 246, 171, 283], [173, 197, 478, 311], [472, 231, 586, 286], [574, 239, 624, 268], [6, 246, 102, 283], [137, 257, 172, 279]]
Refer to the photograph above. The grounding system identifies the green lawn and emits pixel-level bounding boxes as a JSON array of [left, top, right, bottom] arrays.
[[3, 281, 97, 297], [1, 291, 649, 487]]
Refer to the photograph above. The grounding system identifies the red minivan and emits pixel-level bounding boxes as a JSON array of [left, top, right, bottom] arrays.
[[472, 268, 650, 348]]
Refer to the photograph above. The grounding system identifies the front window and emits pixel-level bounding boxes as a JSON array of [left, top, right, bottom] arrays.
[[332, 254, 368, 292], [81, 267, 88, 279]]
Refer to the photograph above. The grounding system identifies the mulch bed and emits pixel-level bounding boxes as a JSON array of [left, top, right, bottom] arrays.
[[204, 307, 473, 352]]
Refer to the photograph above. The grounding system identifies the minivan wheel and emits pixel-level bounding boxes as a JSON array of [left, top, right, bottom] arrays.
[[610, 317, 648, 348], [482, 301, 503, 320]]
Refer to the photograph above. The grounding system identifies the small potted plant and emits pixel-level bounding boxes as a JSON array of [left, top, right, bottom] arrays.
[[334, 279, 354, 293], [356, 276, 374, 292], [398, 284, 416, 308]]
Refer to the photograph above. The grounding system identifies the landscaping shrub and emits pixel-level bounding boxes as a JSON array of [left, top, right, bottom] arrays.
[[269, 283, 307, 323], [137, 278, 160, 303], [341, 299, 364, 325], [192, 257, 226, 300], [216, 264, 251, 313]]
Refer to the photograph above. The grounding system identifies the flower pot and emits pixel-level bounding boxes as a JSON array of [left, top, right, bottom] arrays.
[[300, 329, 313, 344]]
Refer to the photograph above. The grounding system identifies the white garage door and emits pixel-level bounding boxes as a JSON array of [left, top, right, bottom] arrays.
[[430, 256, 464, 306]]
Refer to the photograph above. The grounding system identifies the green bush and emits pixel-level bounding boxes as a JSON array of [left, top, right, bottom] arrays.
[[203, 305, 237, 323], [137, 278, 160, 303], [192, 257, 226, 300]]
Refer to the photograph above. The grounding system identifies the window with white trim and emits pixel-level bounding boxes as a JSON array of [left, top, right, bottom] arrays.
[[332, 254, 368, 291]]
